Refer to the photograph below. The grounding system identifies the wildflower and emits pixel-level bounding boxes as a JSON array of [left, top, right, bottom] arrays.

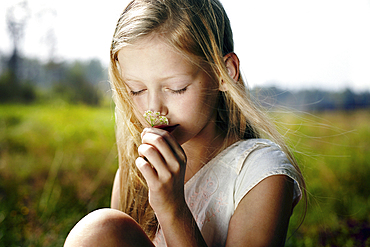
[[144, 110, 169, 127]]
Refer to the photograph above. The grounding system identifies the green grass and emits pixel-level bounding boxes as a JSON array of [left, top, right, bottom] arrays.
[[279, 110, 370, 247], [0, 104, 369, 246], [0, 103, 117, 246]]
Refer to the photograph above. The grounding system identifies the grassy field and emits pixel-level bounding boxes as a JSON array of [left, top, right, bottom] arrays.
[[276, 109, 370, 246], [0, 103, 369, 246]]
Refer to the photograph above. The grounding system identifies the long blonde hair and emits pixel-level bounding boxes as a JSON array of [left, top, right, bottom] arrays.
[[109, 0, 306, 239]]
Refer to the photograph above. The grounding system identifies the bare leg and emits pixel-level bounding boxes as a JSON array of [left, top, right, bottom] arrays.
[[64, 208, 155, 247]]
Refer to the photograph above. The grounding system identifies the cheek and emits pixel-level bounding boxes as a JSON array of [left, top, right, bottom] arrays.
[[132, 97, 147, 111], [132, 108, 145, 126], [178, 91, 217, 120], [129, 99, 147, 125]]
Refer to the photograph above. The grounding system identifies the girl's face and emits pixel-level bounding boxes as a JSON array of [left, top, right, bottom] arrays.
[[117, 36, 221, 146]]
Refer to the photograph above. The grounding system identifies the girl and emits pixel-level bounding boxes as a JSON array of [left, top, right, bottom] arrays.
[[64, 0, 305, 246]]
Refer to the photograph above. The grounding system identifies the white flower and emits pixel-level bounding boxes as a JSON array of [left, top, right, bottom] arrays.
[[144, 110, 169, 127]]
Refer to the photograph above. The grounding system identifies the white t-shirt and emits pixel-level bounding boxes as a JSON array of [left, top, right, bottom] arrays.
[[153, 139, 302, 247]]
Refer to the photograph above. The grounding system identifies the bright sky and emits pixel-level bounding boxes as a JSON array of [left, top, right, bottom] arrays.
[[1, 0, 370, 92]]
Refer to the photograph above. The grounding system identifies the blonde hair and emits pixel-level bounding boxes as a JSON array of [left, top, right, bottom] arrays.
[[109, 0, 306, 239]]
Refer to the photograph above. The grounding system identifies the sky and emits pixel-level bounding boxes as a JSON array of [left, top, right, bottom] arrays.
[[1, 0, 370, 92]]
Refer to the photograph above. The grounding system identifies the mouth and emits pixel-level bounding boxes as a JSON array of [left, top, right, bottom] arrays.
[[154, 124, 180, 133]]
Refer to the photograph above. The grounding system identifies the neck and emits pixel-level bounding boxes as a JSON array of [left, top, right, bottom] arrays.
[[182, 124, 235, 183]]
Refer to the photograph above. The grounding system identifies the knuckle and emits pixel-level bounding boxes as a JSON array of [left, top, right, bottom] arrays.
[[138, 144, 156, 157], [135, 156, 146, 165], [135, 157, 148, 170], [161, 170, 173, 183], [172, 164, 181, 174], [137, 144, 145, 154], [146, 145, 157, 156], [135, 157, 142, 166], [151, 134, 166, 146]]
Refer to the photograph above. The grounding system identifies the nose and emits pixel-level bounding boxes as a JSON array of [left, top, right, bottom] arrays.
[[147, 91, 167, 116]]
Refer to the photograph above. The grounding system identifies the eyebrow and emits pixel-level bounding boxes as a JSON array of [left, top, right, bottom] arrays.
[[123, 73, 196, 85]]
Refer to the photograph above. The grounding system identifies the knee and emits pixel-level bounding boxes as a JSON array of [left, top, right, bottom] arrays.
[[64, 208, 146, 247]]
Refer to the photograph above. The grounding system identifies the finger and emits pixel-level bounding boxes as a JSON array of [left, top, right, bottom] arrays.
[[142, 132, 186, 172], [138, 143, 172, 178], [135, 156, 158, 185], [141, 130, 186, 171], [142, 128, 182, 154]]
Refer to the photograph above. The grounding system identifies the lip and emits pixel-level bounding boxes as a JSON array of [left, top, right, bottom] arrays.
[[154, 124, 180, 133]]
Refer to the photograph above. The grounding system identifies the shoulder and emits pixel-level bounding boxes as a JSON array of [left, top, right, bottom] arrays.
[[217, 139, 288, 172], [226, 174, 295, 246], [231, 138, 297, 177], [192, 138, 293, 178], [232, 139, 302, 209], [226, 140, 301, 246], [205, 139, 276, 171], [236, 138, 291, 171]]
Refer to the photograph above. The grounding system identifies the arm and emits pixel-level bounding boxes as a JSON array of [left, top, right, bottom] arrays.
[[137, 127, 208, 247], [226, 175, 295, 247], [111, 169, 120, 210]]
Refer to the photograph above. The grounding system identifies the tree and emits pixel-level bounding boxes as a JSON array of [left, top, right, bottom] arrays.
[[6, 0, 30, 85], [0, 1, 35, 103]]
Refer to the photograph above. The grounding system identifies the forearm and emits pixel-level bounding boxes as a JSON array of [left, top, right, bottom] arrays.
[[137, 128, 207, 246], [157, 203, 208, 247]]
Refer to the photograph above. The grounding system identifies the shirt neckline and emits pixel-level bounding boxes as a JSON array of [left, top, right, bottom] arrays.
[[184, 139, 244, 187]]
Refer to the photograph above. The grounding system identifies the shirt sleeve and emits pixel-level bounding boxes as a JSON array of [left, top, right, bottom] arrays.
[[233, 140, 302, 210]]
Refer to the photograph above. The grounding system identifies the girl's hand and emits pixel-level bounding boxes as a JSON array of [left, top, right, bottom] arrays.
[[136, 127, 187, 217]]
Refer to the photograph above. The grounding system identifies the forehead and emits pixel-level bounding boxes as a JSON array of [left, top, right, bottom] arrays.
[[117, 36, 201, 82]]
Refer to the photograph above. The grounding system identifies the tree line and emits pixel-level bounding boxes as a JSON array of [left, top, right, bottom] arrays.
[[0, 54, 107, 105], [251, 86, 370, 112], [0, 53, 369, 110], [1, 0, 107, 105]]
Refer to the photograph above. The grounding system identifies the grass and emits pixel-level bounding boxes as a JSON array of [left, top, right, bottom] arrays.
[[0, 103, 117, 246], [279, 109, 370, 246], [0, 103, 369, 246]]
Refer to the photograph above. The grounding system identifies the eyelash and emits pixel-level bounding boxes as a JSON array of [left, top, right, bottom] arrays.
[[171, 86, 188, 94], [130, 86, 188, 96], [130, 90, 145, 96]]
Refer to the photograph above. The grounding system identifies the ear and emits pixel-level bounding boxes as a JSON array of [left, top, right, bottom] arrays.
[[220, 52, 240, 91]]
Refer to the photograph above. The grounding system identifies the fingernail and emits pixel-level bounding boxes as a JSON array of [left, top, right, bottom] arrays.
[[141, 128, 148, 139]]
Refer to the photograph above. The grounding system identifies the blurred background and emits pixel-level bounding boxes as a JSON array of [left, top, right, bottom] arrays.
[[0, 0, 369, 246]]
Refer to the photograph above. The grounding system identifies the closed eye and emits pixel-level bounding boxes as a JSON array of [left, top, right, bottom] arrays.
[[130, 89, 146, 96], [170, 86, 188, 94]]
